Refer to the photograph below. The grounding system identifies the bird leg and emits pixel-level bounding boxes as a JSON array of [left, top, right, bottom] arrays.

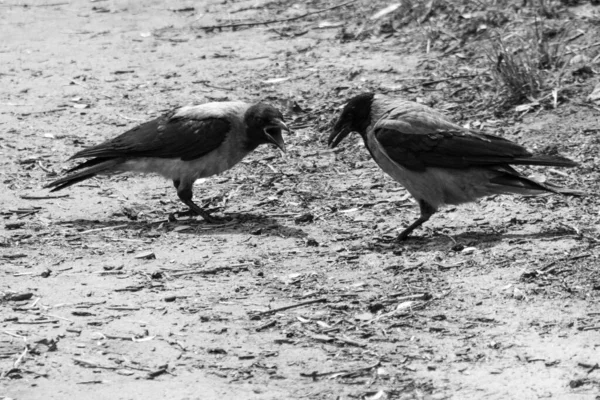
[[174, 180, 219, 223], [397, 200, 436, 241]]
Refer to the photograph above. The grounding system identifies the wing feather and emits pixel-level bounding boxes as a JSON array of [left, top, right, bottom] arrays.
[[371, 102, 576, 171], [72, 110, 231, 161], [374, 125, 531, 171]]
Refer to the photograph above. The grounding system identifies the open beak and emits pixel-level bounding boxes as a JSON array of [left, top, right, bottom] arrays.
[[328, 122, 352, 149], [264, 118, 289, 153]]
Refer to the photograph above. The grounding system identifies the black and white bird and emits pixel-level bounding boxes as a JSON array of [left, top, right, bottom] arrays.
[[46, 101, 288, 222], [329, 92, 580, 240]]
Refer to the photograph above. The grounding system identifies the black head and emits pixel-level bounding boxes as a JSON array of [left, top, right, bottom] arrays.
[[328, 92, 375, 148], [244, 103, 288, 152]]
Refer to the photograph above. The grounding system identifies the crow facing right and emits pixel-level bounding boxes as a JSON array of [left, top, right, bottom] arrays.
[[45, 101, 289, 222]]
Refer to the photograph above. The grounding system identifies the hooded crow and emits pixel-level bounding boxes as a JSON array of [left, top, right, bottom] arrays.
[[46, 101, 289, 222], [329, 92, 580, 240]]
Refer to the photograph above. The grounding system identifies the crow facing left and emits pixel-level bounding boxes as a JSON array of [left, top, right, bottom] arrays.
[[330, 92, 582, 240], [45, 101, 289, 222]]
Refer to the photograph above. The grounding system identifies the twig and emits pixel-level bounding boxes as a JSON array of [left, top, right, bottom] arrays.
[[581, 325, 600, 331], [333, 335, 367, 347], [13, 347, 28, 369], [251, 298, 327, 317], [28, 297, 40, 308], [20, 194, 69, 200], [146, 366, 171, 379], [578, 362, 599, 374], [46, 313, 74, 323], [196, 0, 359, 31], [17, 209, 41, 219], [78, 224, 129, 234], [17, 108, 67, 116], [170, 261, 249, 277], [387, 293, 431, 301], [3, 331, 27, 339], [121, 363, 152, 372], [300, 361, 380, 379], [30, 2, 69, 6], [99, 333, 136, 341], [256, 320, 277, 331], [15, 319, 59, 325], [8, 207, 42, 213], [3, 254, 27, 261], [73, 358, 117, 370]]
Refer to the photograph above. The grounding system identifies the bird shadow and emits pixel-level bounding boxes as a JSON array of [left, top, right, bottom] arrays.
[[53, 212, 308, 239], [367, 226, 577, 254]]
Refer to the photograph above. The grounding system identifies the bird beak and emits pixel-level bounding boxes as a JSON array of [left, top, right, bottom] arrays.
[[328, 122, 352, 148], [264, 118, 289, 153]]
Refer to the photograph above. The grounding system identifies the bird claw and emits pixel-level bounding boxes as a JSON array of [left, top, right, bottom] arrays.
[[192, 209, 232, 224], [396, 228, 417, 242], [173, 208, 222, 223], [190, 209, 220, 223], [396, 233, 410, 242], [201, 214, 222, 224]]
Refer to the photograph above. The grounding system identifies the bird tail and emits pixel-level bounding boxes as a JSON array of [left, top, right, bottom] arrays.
[[489, 166, 586, 197], [537, 181, 587, 196], [44, 158, 121, 192], [510, 154, 579, 168]]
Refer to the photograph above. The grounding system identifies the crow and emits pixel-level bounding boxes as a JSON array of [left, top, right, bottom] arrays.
[[329, 92, 581, 240], [46, 101, 288, 222]]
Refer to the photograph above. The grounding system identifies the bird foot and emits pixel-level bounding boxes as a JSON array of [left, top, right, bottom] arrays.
[[180, 200, 226, 223], [396, 213, 431, 242], [200, 213, 226, 224], [194, 210, 234, 224], [171, 208, 223, 223], [191, 209, 224, 224], [396, 232, 411, 242]]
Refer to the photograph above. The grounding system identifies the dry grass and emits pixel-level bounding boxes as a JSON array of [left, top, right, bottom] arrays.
[[488, 33, 544, 105], [486, 18, 572, 108]]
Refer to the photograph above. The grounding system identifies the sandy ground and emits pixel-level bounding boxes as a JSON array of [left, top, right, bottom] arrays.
[[1, 1, 599, 399]]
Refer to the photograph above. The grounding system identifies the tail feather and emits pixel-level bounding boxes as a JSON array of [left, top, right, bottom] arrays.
[[47, 174, 97, 192], [511, 154, 579, 168], [64, 157, 112, 173], [539, 181, 587, 196], [45, 158, 122, 192], [489, 165, 585, 197]]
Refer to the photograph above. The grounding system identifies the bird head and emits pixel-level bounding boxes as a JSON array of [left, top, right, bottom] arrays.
[[245, 103, 289, 152], [328, 92, 375, 148]]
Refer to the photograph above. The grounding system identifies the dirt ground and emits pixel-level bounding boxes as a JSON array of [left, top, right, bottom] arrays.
[[1, 1, 600, 399]]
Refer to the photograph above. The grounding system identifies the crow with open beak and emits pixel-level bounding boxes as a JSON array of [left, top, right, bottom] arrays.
[[46, 101, 289, 222], [329, 92, 581, 240]]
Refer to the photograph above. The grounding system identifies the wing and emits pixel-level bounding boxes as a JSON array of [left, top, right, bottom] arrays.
[[373, 119, 532, 171], [368, 97, 576, 171], [72, 110, 231, 162]]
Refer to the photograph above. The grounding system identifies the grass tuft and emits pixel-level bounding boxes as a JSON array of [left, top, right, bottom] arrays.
[[486, 19, 571, 108]]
